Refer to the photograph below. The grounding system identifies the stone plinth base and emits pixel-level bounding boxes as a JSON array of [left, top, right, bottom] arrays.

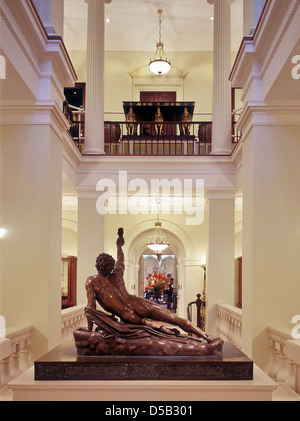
[[8, 364, 277, 402], [34, 341, 253, 381]]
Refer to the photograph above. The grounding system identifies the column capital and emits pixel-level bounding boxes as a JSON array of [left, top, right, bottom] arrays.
[[85, 0, 112, 3], [207, 0, 235, 4], [205, 188, 238, 201]]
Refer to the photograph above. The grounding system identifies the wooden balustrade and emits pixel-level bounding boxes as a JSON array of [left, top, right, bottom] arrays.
[[187, 293, 206, 331], [216, 304, 242, 350], [103, 121, 214, 156], [67, 120, 241, 156], [267, 326, 300, 397]]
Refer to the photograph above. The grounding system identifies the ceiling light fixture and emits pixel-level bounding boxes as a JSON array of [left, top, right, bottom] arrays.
[[149, 9, 171, 75], [147, 218, 169, 253], [147, 200, 169, 253]]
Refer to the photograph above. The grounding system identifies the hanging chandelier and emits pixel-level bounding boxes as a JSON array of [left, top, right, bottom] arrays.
[[149, 9, 171, 75], [147, 216, 169, 254]]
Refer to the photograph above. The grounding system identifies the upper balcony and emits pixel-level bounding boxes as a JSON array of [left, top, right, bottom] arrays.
[[63, 97, 242, 157]]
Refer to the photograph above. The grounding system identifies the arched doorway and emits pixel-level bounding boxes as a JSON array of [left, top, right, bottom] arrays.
[[125, 219, 195, 318], [139, 251, 177, 311]]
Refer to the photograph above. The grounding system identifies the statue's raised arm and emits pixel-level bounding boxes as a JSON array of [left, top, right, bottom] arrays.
[[114, 227, 125, 277]]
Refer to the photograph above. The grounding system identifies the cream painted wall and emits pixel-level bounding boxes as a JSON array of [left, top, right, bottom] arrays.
[[0, 124, 62, 362], [77, 198, 105, 305], [68, 50, 240, 117], [62, 209, 78, 256], [62, 228, 77, 256], [242, 124, 300, 371], [235, 210, 243, 256]]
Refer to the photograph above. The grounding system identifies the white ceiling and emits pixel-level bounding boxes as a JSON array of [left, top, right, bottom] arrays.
[[64, 0, 244, 52]]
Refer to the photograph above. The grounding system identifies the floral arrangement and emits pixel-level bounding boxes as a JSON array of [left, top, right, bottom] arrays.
[[145, 266, 172, 293]]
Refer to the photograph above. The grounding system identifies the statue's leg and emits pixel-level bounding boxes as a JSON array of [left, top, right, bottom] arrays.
[[148, 306, 216, 342]]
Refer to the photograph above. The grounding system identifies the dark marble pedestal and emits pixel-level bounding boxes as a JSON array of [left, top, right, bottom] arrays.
[[34, 341, 253, 381]]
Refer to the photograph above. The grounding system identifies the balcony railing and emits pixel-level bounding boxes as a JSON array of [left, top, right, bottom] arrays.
[[63, 103, 241, 156], [187, 293, 206, 331], [69, 120, 241, 156], [104, 121, 214, 156]]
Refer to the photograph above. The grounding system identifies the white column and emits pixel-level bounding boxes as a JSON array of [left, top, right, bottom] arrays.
[[77, 196, 106, 305], [1, 121, 63, 361], [205, 189, 236, 335], [208, 0, 234, 155], [84, 0, 112, 154]]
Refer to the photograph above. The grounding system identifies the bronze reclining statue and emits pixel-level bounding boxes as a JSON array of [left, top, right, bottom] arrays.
[[74, 228, 223, 357]]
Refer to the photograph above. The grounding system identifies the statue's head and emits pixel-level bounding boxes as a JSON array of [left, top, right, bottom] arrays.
[[95, 253, 115, 276]]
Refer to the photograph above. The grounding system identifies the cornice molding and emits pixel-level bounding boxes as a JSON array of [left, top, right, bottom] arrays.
[[1, 0, 77, 101], [183, 258, 203, 267], [230, 0, 300, 97], [237, 102, 300, 140], [205, 187, 238, 201], [260, 0, 300, 81], [0, 6, 40, 77], [0, 101, 70, 140]]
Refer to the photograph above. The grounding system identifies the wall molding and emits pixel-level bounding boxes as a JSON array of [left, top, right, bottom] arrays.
[[0, 101, 69, 140], [237, 102, 300, 140]]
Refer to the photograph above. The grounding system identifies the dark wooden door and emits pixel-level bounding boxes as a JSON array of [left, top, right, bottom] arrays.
[[140, 91, 176, 102], [140, 92, 177, 135]]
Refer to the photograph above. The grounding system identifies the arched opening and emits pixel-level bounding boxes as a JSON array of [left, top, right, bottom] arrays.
[[139, 251, 177, 312], [125, 219, 195, 318]]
